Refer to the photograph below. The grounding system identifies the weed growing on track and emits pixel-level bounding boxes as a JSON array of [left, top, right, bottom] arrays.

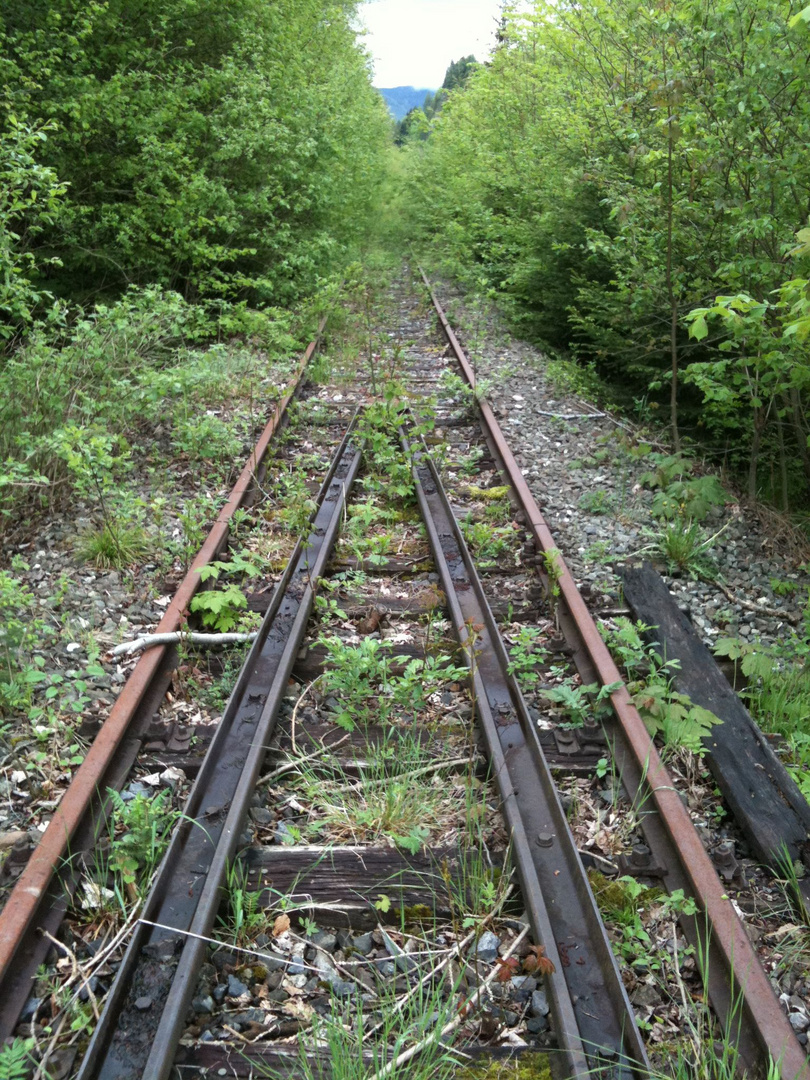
[[505, 626, 548, 691], [287, 728, 467, 851], [255, 984, 460, 1080], [0, 1038, 35, 1080], [600, 617, 720, 752], [76, 519, 151, 569]]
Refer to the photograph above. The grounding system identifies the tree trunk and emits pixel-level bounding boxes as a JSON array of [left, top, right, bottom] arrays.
[[748, 407, 765, 502]]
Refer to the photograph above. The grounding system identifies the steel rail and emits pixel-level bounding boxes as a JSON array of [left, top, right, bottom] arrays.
[[404, 424, 648, 1080], [419, 268, 810, 1080], [75, 419, 362, 1080], [0, 322, 325, 1039]]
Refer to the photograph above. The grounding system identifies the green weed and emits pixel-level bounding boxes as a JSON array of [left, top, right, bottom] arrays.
[[76, 518, 151, 569], [656, 518, 717, 578], [506, 625, 548, 690]]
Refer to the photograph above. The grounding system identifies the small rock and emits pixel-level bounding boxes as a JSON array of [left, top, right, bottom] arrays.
[[274, 822, 297, 846], [311, 931, 337, 953], [134, 996, 152, 1011], [250, 807, 273, 825], [530, 989, 550, 1017], [19, 996, 41, 1022], [630, 983, 659, 1008], [288, 951, 306, 976], [376, 959, 396, 977], [41, 1048, 75, 1080], [526, 1016, 548, 1035], [336, 929, 353, 951], [353, 933, 374, 955], [212, 984, 227, 1004], [233, 1008, 267, 1025], [227, 975, 249, 998], [78, 976, 101, 1002], [192, 995, 215, 1015], [475, 931, 500, 962], [790, 1012, 810, 1033]]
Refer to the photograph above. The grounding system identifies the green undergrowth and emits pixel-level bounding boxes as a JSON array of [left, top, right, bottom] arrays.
[[0, 287, 305, 527], [600, 618, 720, 753]]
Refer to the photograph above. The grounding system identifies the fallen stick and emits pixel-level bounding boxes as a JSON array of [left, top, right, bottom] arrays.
[[112, 631, 258, 657]]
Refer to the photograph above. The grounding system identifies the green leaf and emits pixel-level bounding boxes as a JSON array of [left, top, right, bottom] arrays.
[[714, 637, 743, 660], [689, 314, 708, 341]]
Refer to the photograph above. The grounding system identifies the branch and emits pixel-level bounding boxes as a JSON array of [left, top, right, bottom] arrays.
[[112, 631, 258, 657]]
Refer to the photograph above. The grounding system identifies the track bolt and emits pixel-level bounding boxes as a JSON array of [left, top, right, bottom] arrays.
[[711, 840, 739, 882], [557, 730, 576, 745], [629, 844, 652, 868], [714, 841, 735, 865], [537, 832, 555, 848]]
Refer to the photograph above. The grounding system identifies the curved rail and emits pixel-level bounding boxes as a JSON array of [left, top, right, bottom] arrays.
[[418, 267, 810, 1080], [0, 322, 326, 1037]]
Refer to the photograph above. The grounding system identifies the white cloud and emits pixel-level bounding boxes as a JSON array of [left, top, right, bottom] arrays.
[[358, 0, 503, 88]]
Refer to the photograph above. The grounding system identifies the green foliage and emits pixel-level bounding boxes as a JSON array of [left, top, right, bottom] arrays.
[[0, 1038, 35, 1080], [641, 453, 729, 523], [460, 517, 514, 565], [407, 0, 810, 505], [540, 679, 622, 728], [316, 635, 395, 731], [315, 634, 466, 732], [1, 0, 390, 305], [0, 118, 66, 339], [655, 518, 717, 579], [602, 616, 721, 752], [591, 872, 697, 971], [714, 637, 776, 681], [190, 583, 249, 632], [190, 552, 261, 630], [506, 626, 548, 689], [578, 490, 614, 515], [106, 787, 180, 895], [76, 519, 151, 569], [0, 568, 40, 717]]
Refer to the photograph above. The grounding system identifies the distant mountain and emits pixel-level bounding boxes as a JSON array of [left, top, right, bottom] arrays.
[[377, 86, 435, 122]]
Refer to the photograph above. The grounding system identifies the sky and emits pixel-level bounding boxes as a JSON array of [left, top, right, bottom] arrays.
[[357, 0, 503, 89]]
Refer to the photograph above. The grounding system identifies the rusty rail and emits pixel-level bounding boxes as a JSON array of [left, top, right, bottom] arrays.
[[405, 423, 647, 1078], [418, 268, 809, 1080], [0, 322, 325, 1035], [76, 421, 361, 1080]]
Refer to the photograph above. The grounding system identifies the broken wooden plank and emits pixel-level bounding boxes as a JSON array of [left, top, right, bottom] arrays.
[[619, 562, 810, 883]]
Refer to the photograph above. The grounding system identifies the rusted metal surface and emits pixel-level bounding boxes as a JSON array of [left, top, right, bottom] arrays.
[[0, 325, 324, 1035], [405, 425, 648, 1080], [419, 269, 810, 1080], [76, 423, 361, 1080]]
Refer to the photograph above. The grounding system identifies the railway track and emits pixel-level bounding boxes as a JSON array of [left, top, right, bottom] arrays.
[[1, 273, 808, 1080]]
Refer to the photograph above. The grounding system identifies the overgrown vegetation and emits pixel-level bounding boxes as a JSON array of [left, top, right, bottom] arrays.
[[406, 0, 810, 511]]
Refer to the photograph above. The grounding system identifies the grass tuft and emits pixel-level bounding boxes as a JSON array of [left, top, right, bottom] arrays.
[[76, 520, 151, 568]]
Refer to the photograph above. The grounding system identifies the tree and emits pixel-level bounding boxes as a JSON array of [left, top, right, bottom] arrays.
[[0, 0, 390, 305], [407, 0, 810, 506]]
